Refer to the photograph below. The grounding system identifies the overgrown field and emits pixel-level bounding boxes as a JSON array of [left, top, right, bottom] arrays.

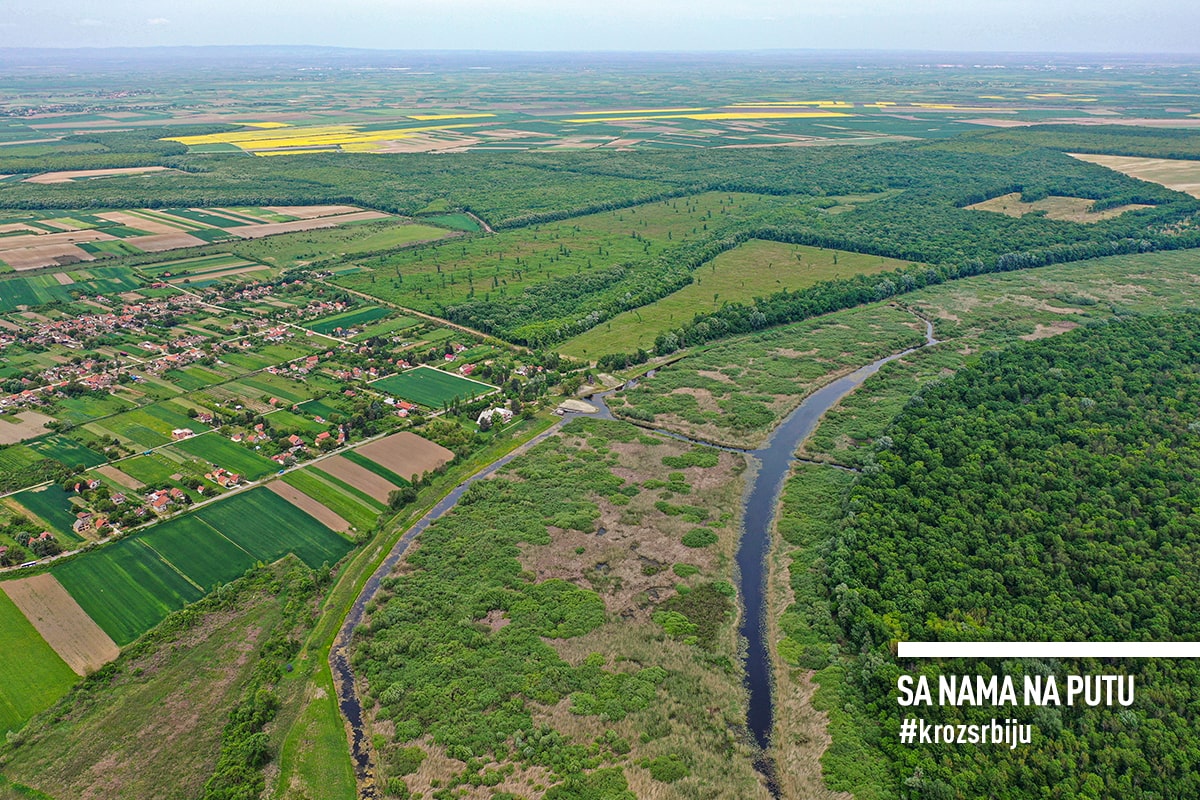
[[354, 418, 768, 798], [803, 248, 1200, 466], [0, 563, 322, 800], [610, 303, 925, 446]]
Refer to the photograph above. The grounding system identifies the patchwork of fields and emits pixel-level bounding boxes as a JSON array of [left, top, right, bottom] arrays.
[[0, 206, 391, 271], [0, 422, 454, 730]]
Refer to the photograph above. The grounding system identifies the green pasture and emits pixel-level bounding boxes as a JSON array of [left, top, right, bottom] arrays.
[[370, 366, 494, 408], [166, 434, 277, 480]]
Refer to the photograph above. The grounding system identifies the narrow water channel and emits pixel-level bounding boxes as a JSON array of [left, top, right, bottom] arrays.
[[738, 319, 936, 795]]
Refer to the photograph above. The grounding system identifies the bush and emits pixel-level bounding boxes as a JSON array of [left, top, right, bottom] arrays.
[[641, 754, 691, 783], [681, 528, 718, 548]]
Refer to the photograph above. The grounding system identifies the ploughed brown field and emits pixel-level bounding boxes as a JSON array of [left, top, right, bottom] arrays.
[[353, 431, 454, 484]]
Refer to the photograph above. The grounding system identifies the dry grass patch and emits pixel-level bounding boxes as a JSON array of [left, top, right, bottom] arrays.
[[1021, 320, 1081, 340], [0, 411, 55, 444], [967, 192, 1152, 223], [1069, 153, 1200, 198]]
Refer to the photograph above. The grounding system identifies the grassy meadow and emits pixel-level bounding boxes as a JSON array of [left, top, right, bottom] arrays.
[[560, 241, 915, 359]]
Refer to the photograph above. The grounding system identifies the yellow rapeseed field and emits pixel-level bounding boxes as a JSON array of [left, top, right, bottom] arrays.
[[562, 111, 852, 123], [166, 122, 489, 154]]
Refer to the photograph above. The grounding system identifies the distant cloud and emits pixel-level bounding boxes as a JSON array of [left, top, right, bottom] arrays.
[[74, 18, 105, 27], [147, 17, 170, 26]]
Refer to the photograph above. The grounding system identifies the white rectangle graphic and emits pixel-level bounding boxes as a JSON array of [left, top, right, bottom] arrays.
[[898, 642, 1200, 659]]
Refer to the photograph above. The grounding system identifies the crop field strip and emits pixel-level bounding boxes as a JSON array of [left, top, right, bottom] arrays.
[[11, 485, 85, 541], [279, 469, 380, 532], [1, 574, 119, 676], [307, 466, 389, 511], [53, 536, 205, 646], [304, 305, 393, 334], [352, 431, 455, 482], [339, 450, 410, 487], [26, 435, 107, 468], [138, 515, 259, 590], [192, 488, 353, 569], [312, 456, 399, 504], [266, 482, 351, 533]]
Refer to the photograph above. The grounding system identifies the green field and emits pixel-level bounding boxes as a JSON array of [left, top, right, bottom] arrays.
[[26, 435, 107, 469], [420, 212, 481, 232], [160, 208, 248, 228], [140, 254, 248, 277], [0, 591, 78, 733], [227, 219, 450, 267], [0, 267, 142, 313], [111, 454, 177, 486], [305, 306, 393, 335], [559, 241, 917, 358], [167, 434, 278, 480], [0, 445, 44, 476], [141, 516, 256, 590], [349, 314, 421, 342], [334, 193, 776, 319], [279, 470, 381, 532], [229, 373, 316, 405], [11, 485, 83, 541], [54, 538, 204, 646], [54, 393, 136, 426], [194, 488, 353, 568], [268, 409, 331, 435], [90, 403, 203, 448], [295, 398, 346, 420], [370, 366, 494, 408]]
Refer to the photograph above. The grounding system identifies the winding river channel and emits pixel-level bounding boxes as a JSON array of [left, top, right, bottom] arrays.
[[332, 317, 937, 798]]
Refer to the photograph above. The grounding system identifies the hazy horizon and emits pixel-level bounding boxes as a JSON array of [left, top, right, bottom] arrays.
[[3, 1, 1198, 55]]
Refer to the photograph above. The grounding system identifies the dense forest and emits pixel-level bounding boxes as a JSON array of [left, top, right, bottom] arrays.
[[816, 314, 1200, 799]]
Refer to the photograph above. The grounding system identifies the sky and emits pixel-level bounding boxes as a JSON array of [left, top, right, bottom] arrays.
[[1, 0, 1197, 54]]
